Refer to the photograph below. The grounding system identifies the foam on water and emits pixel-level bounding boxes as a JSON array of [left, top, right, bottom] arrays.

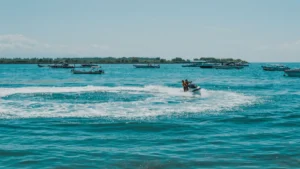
[[0, 85, 257, 119]]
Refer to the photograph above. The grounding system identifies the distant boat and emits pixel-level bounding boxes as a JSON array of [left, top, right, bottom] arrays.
[[214, 62, 244, 69], [37, 64, 48, 67], [81, 63, 98, 67], [262, 64, 290, 71], [49, 63, 75, 68], [284, 68, 300, 77], [133, 64, 160, 68], [72, 66, 104, 74], [182, 60, 206, 67], [200, 63, 219, 69]]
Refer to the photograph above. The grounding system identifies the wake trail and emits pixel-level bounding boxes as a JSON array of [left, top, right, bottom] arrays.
[[0, 85, 258, 119]]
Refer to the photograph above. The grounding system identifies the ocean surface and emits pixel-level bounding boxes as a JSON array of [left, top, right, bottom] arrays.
[[0, 63, 299, 169]]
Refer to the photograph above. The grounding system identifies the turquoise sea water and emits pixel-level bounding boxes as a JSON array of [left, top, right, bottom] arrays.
[[0, 64, 299, 168]]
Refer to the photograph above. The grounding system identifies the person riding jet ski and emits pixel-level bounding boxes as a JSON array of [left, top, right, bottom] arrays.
[[184, 79, 201, 93]]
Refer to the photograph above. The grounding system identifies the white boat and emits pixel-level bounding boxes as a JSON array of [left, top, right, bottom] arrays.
[[182, 60, 206, 67], [284, 69, 300, 77], [80, 63, 98, 67], [37, 64, 49, 67], [49, 63, 75, 68], [71, 66, 104, 74], [214, 62, 244, 69], [262, 64, 290, 71], [133, 64, 160, 68]]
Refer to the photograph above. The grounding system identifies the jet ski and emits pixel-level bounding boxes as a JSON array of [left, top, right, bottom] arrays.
[[188, 83, 201, 93]]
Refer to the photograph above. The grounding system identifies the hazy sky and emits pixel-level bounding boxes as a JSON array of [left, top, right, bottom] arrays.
[[0, 0, 299, 62]]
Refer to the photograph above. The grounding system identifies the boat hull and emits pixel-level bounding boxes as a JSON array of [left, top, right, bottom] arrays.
[[186, 83, 201, 94], [81, 64, 98, 67], [72, 70, 104, 74], [182, 65, 201, 67], [263, 68, 290, 71], [37, 64, 48, 67], [133, 65, 160, 68], [214, 66, 244, 69], [188, 87, 201, 94], [50, 65, 75, 68], [200, 65, 214, 69], [284, 69, 300, 77], [262, 65, 290, 71]]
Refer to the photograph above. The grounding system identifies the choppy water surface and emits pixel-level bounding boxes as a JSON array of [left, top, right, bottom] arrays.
[[0, 64, 299, 168]]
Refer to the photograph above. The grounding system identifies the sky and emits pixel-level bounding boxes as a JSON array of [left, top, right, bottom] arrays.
[[0, 0, 300, 62]]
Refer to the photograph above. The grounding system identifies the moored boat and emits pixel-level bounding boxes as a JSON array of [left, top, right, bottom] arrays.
[[182, 60, 206, 67], [262, 64, 290, 71], [214, 62, 244, 69], [49, 63, 75, 68], [81, 63, 98, 67], [72, 66, 104, 74], [200, 63, 220, 69], [37, 64, 49, 67], [133, 64, 160, 68], [284, 68, 300, 77]]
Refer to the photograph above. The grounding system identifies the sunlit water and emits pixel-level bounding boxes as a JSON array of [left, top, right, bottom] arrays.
[[0, 64, 299, 168]]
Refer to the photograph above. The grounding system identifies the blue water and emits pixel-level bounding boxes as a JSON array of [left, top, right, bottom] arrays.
[[0, 64, 300, 168]]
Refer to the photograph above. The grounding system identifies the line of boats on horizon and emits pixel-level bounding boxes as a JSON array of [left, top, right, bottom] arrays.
[[132, 61, 300, 77], [261, 64, 300, 77], [38, 62, 99, 68], [37, 61, 300, 77], [181, 61, 300, 77], [182, 60, 249, 69], [132, 61, 249, 69]]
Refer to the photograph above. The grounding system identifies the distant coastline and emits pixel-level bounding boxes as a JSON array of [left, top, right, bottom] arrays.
[[0, 57, 248, 64]]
